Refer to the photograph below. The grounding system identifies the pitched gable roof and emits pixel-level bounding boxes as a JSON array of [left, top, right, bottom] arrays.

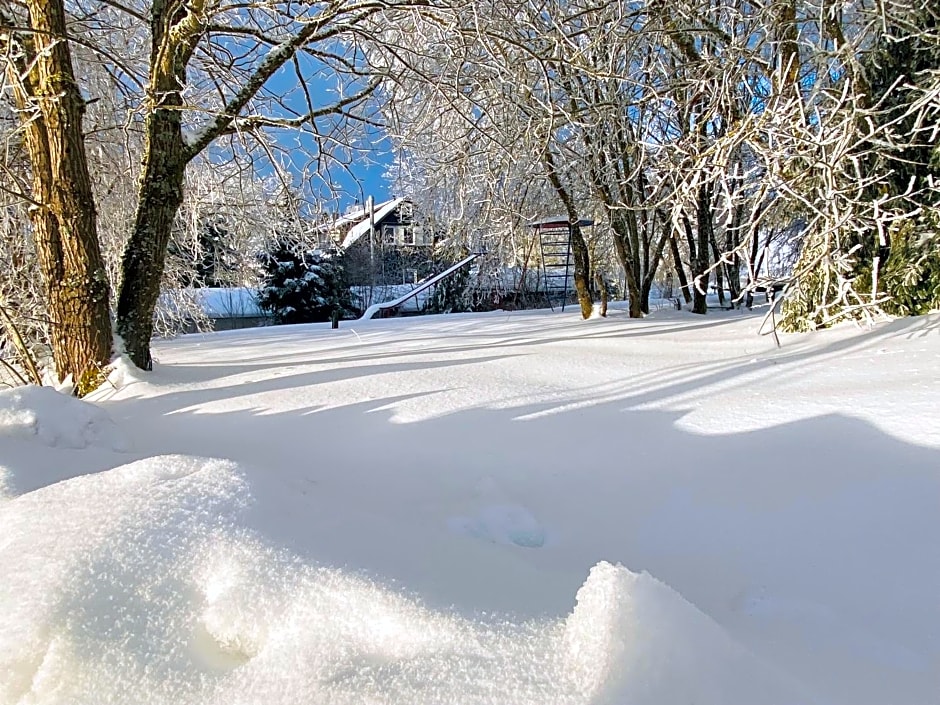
[[340, 197, 405, 250]]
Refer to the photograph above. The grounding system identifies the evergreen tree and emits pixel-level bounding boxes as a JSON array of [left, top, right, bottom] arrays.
[[852, 5, 940, 315], [168, 215, 241, 288], [256, 239, 353, 324], [782, 5, 940, 329], [193, 217, 241, 288]]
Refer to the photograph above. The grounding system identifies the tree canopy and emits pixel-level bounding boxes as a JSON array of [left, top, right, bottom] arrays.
[[1, 0, 937, 391]]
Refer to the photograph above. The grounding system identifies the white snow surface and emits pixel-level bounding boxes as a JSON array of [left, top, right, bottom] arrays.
[[2, 304, 939, 704], [193, 288, 267, 319], [0, 386, 127, 452]]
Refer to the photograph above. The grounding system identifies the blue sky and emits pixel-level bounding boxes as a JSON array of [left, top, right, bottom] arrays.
[[262, 53, 395, 210], [328, 129, 393, 208]]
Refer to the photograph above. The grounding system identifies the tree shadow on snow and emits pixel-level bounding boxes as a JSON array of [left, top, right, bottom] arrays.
[[111, 390, 940, 705], [27, 310, 938, 705]]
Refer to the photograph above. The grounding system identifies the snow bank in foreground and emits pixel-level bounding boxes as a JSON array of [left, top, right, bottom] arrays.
[[564, 562, 812, 704], [0, 386, 127, 452], [0, 455, 247, 703], [0, 455, 811, 705]]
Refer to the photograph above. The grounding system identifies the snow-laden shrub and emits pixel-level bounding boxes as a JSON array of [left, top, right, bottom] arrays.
[[857, 211, 940, 317]]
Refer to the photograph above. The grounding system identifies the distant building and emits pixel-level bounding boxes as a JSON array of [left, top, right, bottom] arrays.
[[166, 288, 272, 335], [325, 198, 444, 287]]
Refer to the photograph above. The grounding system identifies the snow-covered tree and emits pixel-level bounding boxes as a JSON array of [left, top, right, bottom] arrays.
[[256, 240, 352, 325], [1, 0, 400, 387], [776, 0, 940, 329]]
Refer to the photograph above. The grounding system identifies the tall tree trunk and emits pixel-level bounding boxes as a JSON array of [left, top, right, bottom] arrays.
[[5, 0, 112, 391], [544, 150, 593, 319], [569, 222, 594, 319], [112, 0, 368, 369], [640, 211, 674, 314], [724, 197, 745, 302], [772, 0, 800, 94], [116, 114, 188, 369], [670, 232, 693, 304], [116, 0, 201, 369], [623, 210, 646, 317], [624, 271, 643, 317], [611, 215, 643, 317], [709, 234, 726, 307], [594, 273, 608, 317], [687, 189, 712, 315]]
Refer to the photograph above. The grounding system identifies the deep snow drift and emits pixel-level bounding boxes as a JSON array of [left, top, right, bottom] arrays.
[[1, 305, 938, 704], [0, 454, 804, 705]]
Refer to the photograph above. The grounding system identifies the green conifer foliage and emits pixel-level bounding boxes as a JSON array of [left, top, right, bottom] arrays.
[[257, 240, 353, 324]]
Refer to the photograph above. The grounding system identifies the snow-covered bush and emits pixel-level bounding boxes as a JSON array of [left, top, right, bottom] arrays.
[[425, 262, 470, 314], [256, 240, 352, 324], [859, 212, 940, 317]]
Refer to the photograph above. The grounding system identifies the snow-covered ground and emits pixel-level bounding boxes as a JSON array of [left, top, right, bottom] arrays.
[[1, 303, 938, 705]]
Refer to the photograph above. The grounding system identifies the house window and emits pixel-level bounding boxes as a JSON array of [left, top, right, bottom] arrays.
[[403, 229, 414, 245], [383, 225, 395, 244]]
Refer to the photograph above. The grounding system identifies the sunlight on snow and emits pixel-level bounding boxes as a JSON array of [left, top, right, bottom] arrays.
[[0, 454, 806, 705], [3, 309, 939, 705]]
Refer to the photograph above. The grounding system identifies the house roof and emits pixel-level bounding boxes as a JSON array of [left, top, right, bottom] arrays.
[[340, 197, 405, 250], [330, 203, 372, 229]]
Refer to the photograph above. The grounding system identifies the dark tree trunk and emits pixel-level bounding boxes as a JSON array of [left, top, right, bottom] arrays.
[[610, 215, 644, 317], [623, 210, 646, 317], [640, 278, 653, 314], [6, 0, 112, 391], [689, 187, 712, 315], [723, 196, 747, 303], [116, 0, 200, 369], [640, 212, 673, 314], [544, 150, 593, 319], [569, 223, 594, 319], [709, 235, 726, 307], [625, 271, 643, 317], [116, 115, 188, 369], [111, 0, 377, 369], [727, 252, 741, 301], [670, 233, 693, 304], [594, 273, 608, 317], [772, 0, 800, 93]]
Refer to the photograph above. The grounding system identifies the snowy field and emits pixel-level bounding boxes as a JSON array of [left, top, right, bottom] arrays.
[[1, 303, 938, 705]]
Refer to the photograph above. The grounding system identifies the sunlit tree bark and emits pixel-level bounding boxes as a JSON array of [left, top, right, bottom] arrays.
[[2, 0, 112, 391]]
